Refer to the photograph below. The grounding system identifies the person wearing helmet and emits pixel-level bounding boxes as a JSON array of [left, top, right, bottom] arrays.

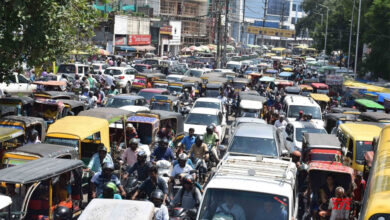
[[121, 138, 139, 167], [203, 125, 220, 163], [151, 137, 174, 162], [296, 110, 304, 121], [132, 166, 168, 201], [306, 113, 313, 121], [86, 143, 113, 173], [151, 189, 169, 220], [99, 182, 122, 200], [178, 128, 196, 151], [53, 206, 72, 220], [91, 162, 126, 198], [170, 153, 193, 179], [124, 150, 152, 181], [188, 136, 208, 172], [170, 174, 201, 210]]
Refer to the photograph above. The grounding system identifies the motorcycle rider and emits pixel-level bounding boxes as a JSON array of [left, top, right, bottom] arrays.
[[203, 125, 220, 163], [121, 138, 139, 167], [170, 175, 201, 210], [178, 128, 196, 151], [99, 182, 122, 199], [179, 88, 192, 103], [132, 166, 168, 202], [86, 144, 113, 173], [188, 136, 209, 176], [151, 137, 175, 162], [151, 189, 169, 220], [91, 162, 126, 198], [124, 150, 152, 182], [170, 153, 193, 179]]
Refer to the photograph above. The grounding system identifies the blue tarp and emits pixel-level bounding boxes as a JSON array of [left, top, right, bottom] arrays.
[[128, 116, 157, 123], [260, 76, 275, 82], [367, 92, 390, 103], [279, 72, 292, 77], [93, 4, 113, 12]]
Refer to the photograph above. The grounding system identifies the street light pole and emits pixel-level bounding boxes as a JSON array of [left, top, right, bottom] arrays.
[[318, 4, 329, 55], [347, 0, 356, 70], [354, 0, 362, 79]]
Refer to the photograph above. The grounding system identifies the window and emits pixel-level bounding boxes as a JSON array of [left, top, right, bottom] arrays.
[[292, 4, 296, 11], [78, 66, 83, 74], [84, 66, 89, 74], [17, 75, 29, 83], [291, 17, 296, 24], [298, 4, 302, 12]]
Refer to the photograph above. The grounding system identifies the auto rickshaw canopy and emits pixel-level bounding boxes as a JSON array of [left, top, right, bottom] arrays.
[[310, 93, 330, 102], [0, 127, 24, 143], [78, 107, 131, 124]]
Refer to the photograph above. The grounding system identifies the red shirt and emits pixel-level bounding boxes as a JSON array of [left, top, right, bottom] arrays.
[[353, 179, 366, 201]]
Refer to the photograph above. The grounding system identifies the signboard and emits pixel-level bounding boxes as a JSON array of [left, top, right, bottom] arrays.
[[246, 26, 295, 38], [326, 75, 344, 86], [115, 35, 127, 46], [160, 25, 172, 35], [128, 35, 151, 45], [114, 15, 128, 35], [169, 21, 181, 45]]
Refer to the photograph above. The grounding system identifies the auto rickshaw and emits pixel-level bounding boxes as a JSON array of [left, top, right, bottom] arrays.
[[0, 115, 46, 144], [131, 75, 148, 91], [285, 86, 301, 95], [152, 79, 169, 89], [132, 73, 166, 91], [232, 78, 250, 92], [337, 122, 384, 172], [45, 116, 110, 164], [200, 72, 226, 81], [329, 106, 360, 114], [311, 83, 329, 94], [79, 199, 155, 220], [31, 98, 85, 124], [1, 143, 78, 168], [167, 82, 188, 95], [33, 80, 67, 91], [181, 76, 202, 96], [354, 99, 385, 112], [0, 96, 34, 117], [238, 95, 266, 118], [323, 113, 360, 134], [304, 162, 354, 219], [33, 91, 75, 100], [359, 112, 390, 124], [274, 80, 293, 91], [299, 85, 313, 97], [150, 95, 180, 112], [0, 158, 84, 220], [0, 127, 25, 151], [264, 69, 278, 77], [259, 76, 275, 92], [279, 72, 293, 80], [249, 72, 262, 86], [310, 93, 330, 111], [301, 133, 343, 164]]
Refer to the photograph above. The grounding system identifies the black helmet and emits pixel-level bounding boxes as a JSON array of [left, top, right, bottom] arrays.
[[195, 135, 203, 145], [206, 125, 214, 134], [182, 174, 194, 185], [151, 189, 164, 200], [241, 86, 246, 91], [54, 206, 71, 220], [102, 162, 114, 171], [160, 137, 169, 145], [98, 144, 107, 153], [129, 138, 139, 147], [137, 150, 147, 160], [102, 182, 116, 198]]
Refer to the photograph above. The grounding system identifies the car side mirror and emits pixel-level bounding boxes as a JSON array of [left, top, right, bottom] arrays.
[[286, 136, 293, 142]]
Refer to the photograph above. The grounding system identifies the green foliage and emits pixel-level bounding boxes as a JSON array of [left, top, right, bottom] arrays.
[[362, 0, 390, 79], [0, 0, 99, 81]]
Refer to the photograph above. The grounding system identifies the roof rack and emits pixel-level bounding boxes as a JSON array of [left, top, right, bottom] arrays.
[[214, 154, 297, 186]]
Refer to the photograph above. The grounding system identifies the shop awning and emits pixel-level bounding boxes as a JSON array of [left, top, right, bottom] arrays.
[[133, 45, 156, 51], [116, 46, 136, 52], [122, 5, 135, 11]]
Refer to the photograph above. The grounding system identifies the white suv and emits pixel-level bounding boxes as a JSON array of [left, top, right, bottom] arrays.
[[104, 67, 137, 93]]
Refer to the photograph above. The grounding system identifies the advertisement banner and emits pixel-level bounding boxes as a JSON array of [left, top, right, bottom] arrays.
[[160, 25, 172, 35], [128, 35, 151, 45], [169, 21, 181, 45], [115, 35, 127, 46], [246, 26, 295, 38], [114, 15, 128, 35]]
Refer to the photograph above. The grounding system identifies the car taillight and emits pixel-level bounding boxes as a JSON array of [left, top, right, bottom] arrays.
[[119, 76, 125, 79]]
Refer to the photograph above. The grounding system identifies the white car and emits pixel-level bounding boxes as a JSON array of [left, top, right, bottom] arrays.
[[276, 121, 327, 153], [192, 97, 226, 116], [184, 107, 226, 141], [104, 67, 137, 93], [0, 73, 37, 95], [166, 74, 186, 82], [184, 68, 212, 78], [283, 95, 324, 127], [92, 62, 109, 74]]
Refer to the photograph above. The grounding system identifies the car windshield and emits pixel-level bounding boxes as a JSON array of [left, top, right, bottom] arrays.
[[151, 102, 170, 111], [106, 98, 135, 108], [241, 112, 259, 118], [134, 65, 146, 72], [295, 128, 327, 142], [185, 113, 220, 125], [311, 153, 339, 162], [226, 64, 240, 70], [198, 188, 289, 220], [186, 70, 203, 77], [194, 101, 220, 110], [229, 136, 277, 156], [288, 105, 322, 119], [167, 76, 182, 82], [356, 141, 373, 164], [168, 86, 182, 94], [104, 69, 122, 75], [45, 137, 79, 148], [138, 91, 158, 101], [58, 65, 76, 74]]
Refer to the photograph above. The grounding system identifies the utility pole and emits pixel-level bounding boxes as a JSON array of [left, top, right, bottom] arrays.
[[347, 0, 356, 70], [216, 1, 222, 68], [222, 0, 229, 67], [319, 4, 329, 54], [261, 0, 268, 46], [354, 0, 362, 79], [241, 0, 246, 45], [279, 1, 285, 46]]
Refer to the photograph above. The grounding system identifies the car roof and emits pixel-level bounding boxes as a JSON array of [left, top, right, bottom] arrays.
[[234, 123, 275, 138], [289, 121, 322, 129], [139, 88, 168, 93], [195, 97, 221, 103], [190, 107, 220, 115], [236, 117, 267, 124], [106, 66, 130, 70], [284, 95, 319, 107], [112, 94, 144, 100]]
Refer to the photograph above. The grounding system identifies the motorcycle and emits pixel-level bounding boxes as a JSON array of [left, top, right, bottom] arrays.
[[206, 144, 219, 169], [169, 207, 197, 220], [156, 159, 171, 183], [192, 158, 207, 184]]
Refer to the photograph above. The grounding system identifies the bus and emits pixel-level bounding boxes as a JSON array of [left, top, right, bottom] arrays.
[[271, 47, 287, 57], [292, 45, 317, 57]]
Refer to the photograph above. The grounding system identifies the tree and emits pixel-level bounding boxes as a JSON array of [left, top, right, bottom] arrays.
[[0, 0, 98, 82], [363, 0, 390, 80]]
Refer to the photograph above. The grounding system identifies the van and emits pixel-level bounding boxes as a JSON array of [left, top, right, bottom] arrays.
[[197, 154, 298, 220], [283, 95, 323, 127], [57, 63, 91, 78]]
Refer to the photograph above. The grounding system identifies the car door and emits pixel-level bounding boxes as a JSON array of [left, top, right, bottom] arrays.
[[125, 69, 135, 82], [17, 74, 34, 95], [1, 74, 18, 95]]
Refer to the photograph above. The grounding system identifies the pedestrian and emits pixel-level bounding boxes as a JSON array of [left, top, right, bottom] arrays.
[[274, 114, 287, 128]]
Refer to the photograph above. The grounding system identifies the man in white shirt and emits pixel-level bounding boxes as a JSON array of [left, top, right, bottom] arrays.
[[170, 153, 193, 178], [274, 115, 287, 128]]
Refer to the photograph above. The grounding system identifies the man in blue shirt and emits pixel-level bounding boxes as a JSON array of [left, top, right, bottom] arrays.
[[179, 128, 196, 151], [91, 162, 126, 198], [151, 137, 174, 162], [87, 144, 113, 173], [132, 166, 168, 202]]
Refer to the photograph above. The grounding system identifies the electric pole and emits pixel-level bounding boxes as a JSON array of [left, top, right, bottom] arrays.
[[216, 1, 222, 68], [241, 0, 246, 45], [261, 0, 268, 46], [347, 0, 356, 70], [354, 0, 362, 79], [279, 1, 285, 46], [222, 0, 229, 67]]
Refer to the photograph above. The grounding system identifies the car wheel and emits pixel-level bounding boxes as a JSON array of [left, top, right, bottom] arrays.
[[124, 82, 131, 94]]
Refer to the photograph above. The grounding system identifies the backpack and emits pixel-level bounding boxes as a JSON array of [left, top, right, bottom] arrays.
[[179, 186, 201, 207]]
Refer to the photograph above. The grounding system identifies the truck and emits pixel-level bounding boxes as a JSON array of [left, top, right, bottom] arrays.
[[196, 154, 298, 220]]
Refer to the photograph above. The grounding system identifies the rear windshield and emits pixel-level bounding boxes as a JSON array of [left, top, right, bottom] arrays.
[[193, 101, 220, 110], [104, 69, 122, 75], [288, 105, 322, 119], [58, 65, 76, 74], [45, 137, 79, 148], [229, 136, 277, 156]]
